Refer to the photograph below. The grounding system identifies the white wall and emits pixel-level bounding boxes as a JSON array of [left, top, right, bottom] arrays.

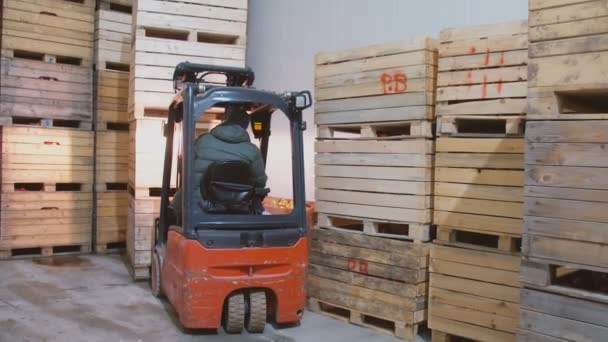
[[246, 0, 528, 200]]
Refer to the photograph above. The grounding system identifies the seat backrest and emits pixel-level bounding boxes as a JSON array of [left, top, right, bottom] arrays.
[[201, 160, 254, 214]]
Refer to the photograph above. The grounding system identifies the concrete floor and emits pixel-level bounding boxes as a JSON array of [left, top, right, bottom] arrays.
[[0, 254, 428, 342]]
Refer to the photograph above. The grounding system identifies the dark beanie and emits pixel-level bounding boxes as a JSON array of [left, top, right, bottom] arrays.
[[225, 105, 250, 129]]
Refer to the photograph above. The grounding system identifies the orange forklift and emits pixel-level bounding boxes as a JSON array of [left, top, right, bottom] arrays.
[[151, 62, 311, 333]]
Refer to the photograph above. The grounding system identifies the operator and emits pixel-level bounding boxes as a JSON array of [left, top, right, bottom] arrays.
[[171, 105, 268, 214]]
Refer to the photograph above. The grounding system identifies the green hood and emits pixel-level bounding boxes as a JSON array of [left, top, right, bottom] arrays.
[[210, 124, 250, 143]]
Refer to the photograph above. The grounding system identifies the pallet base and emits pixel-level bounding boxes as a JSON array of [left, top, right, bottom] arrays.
[[0, 244, 91, 260], [308, 298, 423, 340], [317, 212, 431, 242], [123, 256, 150, 281], [95, 241, 126, 254]]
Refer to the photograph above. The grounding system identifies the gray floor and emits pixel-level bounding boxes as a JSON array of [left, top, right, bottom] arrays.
[[0, 254, 427, 342]]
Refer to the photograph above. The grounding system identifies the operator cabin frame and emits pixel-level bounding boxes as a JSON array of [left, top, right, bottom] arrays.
[[156, 79, 310, 250]]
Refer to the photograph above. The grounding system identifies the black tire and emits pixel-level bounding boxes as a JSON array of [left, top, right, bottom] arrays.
[[150, 250, 163, 298], [224, 292, 245, 334], [246, 290, 267, 333]]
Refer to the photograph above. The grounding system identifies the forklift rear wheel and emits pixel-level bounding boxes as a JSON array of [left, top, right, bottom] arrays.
[[224, 292, 245, 334], [150, 250, 163, 298], [246, 290, 267, 333]]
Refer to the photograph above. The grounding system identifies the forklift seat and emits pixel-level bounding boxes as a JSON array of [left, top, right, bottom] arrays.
[[201, 160, 264, 214]]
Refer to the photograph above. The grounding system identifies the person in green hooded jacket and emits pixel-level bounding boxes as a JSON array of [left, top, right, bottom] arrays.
[[171, 105, 267, 214]]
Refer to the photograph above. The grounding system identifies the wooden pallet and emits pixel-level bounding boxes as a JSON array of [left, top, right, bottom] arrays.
[[0, 243, 91, 260], [316, 212, 431, 242], [309, 298, 426, 340], [1, 0, 95, 66], [436, 20, 528, 117], [1, 57, 93, 122], [123, 253, 150, 280], [308, 228, 428, 340], [129, 0, 247, 119], [95, 4, 132, 69], [429, 244, 520, 342], [436, 115, 524, 137], [527, 0, 608, 120], [95, 69, 130, 126], [318, 120, 433, 139]]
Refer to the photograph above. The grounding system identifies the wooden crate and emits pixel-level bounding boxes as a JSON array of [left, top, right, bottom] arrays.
[[1, 0, 95, 66], [95, 69, 130, 128], [314, 37, 438, 242], [433, 136, 524, 252], [1, 57, 93, 125], [96, 130, 128, 189], [315, 139, 434, 241], [436, 20, 528, 119], [95, 0, 132, 70], [126, 192, 159, 279], [129, 0, 247, 119], [528, 0, 608, 120], [1, 126, 94, 186], [0, 126, 93, 258], [308, 228, 429, 340], [520, 120, 608, 329], [96, 190, 127, 253], [429, 244, 520, 342], [518, 288, 608, 341], [315, 36, 437, 126], [128, 118, 178, 192]]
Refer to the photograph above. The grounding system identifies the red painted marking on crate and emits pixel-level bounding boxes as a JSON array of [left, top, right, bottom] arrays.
[[347, 259, 357, 271], [359, 261, 368, 274], [500, 52, 505, 65], [482, 75, 488, 98], [469, 46, 477, 54], [44, 141, 60, 145], [466, 71, 473, 89], [483, 48, 491, 66], [497, 77, 503, 94], [380, 72, 408, 94]]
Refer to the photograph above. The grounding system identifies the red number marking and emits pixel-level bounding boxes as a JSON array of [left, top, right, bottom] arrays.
[[469, 46, 477, 54], [496, 77, 503, 94], [481, 75, 488, 98], [484, 48, 491, 67], [500, 52, 505, 65]]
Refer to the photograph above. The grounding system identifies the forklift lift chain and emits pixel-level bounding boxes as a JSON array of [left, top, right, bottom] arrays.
[[246, 290, 267, 333], [224, 292, 246, 333]]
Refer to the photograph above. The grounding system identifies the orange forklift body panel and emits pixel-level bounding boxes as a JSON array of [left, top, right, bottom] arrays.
[[161, 228, 308, 328]]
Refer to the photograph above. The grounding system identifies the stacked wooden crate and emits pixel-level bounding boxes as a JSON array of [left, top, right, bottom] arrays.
[[309, 37, 437, 340], [429, 21, 528, 342], [0, 126, 94, 259], [127, 0, 248, 279], [519, 1, 608, 340], [0, 0, 95, 259], [94, 0, 132, 253]]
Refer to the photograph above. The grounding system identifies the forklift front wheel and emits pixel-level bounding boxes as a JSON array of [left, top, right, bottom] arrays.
[[150, 250, 163, 298]]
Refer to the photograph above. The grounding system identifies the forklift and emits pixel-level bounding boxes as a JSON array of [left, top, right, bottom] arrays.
[[151, 62, 311, 334]]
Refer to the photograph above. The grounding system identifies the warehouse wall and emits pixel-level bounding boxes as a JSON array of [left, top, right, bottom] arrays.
[[246, 0, 528, 199]]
